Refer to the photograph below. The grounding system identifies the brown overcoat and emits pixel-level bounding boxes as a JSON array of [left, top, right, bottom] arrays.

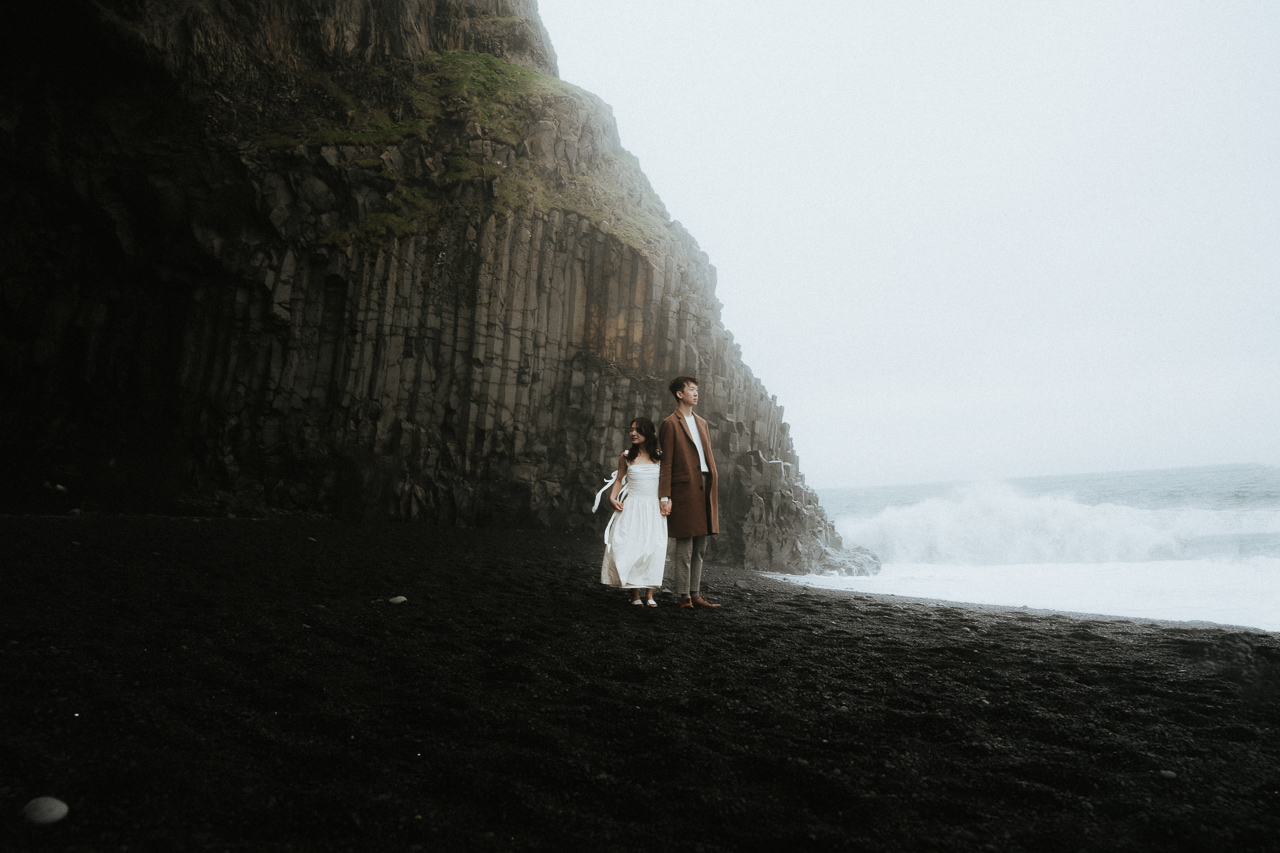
[[658, 410, 719, 539]]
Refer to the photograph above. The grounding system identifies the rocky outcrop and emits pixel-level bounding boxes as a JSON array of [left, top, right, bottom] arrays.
[[103, 0, 559, 83], [0, 0, 871, 574]]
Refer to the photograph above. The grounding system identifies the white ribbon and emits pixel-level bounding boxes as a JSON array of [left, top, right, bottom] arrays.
[[593, 471, 630, 544], [592, 471, 631, 512], [592, 471, 615, 512]]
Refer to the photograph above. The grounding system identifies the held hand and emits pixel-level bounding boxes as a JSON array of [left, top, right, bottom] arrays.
[[660, 500, 671, 517], [610, 496, 625, 513]]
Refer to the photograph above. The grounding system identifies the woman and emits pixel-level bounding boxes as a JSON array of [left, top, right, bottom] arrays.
[[599, 417, 666, 606]]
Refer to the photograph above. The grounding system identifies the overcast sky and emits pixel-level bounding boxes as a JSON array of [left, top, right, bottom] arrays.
[[536, 1, 1280, 488]]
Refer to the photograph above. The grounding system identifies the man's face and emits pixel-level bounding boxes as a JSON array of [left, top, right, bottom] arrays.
[[678, 383, 699, 407]]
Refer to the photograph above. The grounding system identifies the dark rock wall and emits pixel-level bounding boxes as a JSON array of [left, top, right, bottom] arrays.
[[104, 0, 559, 83], [0, 0, 862, 573]]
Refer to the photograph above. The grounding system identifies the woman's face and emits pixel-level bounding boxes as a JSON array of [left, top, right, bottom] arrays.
[[628, 423, 643, 445]]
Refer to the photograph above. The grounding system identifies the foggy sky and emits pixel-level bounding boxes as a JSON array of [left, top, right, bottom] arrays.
[[536, 1, 1280, 488]]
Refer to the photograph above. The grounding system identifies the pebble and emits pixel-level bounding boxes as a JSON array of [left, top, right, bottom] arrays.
[[1160, 770, 1177, 779], [735, 579, 750, 589], [23, 797, 69, 825], [388, 596, 407, 604]]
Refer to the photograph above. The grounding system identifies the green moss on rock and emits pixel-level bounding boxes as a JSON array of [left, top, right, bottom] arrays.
[[261, 50, 674, 253]]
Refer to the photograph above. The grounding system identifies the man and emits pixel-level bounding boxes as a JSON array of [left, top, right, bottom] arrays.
[[658, 375, 721, 609]]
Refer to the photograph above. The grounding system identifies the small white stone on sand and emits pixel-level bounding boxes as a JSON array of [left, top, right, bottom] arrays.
[[388, 596, 407, 604], [1160, 770, 1177, 779], [24, 797, 69, 824]]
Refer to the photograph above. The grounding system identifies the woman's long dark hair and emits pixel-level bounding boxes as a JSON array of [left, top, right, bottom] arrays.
[[625, 417, 661, 463]]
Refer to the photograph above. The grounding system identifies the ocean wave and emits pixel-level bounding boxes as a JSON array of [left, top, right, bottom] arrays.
[[835, 482, 1280, 565]]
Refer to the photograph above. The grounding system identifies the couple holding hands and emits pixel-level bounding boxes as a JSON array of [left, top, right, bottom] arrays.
[[598, 375, 721, 610]]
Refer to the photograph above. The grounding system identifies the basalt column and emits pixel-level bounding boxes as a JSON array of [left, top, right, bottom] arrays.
[[0, 0, 866, 574]]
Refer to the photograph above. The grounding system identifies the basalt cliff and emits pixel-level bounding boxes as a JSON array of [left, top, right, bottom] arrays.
[[0, 0, 875, 574]]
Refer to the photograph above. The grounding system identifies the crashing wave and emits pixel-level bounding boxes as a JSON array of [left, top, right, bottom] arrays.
[[836, 481, 1280, 565]]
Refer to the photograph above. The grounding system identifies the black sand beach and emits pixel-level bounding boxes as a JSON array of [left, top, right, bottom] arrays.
[[4, 515, 1279, 851]]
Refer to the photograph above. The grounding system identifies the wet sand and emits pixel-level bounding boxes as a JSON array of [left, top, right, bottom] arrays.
[[4, 516, 1279, 851]]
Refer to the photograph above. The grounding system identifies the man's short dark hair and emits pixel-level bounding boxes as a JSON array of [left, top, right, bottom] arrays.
[[669, 375, 698, 399]]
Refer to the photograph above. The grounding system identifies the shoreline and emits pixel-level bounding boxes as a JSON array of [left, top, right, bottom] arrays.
[[767, 574, 1279, 637], [5, 515, 1279, 851]]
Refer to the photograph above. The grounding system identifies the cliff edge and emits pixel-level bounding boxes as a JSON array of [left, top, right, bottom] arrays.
[[0, 0, 876, 575]]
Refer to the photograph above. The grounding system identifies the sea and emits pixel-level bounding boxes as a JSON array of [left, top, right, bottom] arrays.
[[787, 464, 1280, 632]]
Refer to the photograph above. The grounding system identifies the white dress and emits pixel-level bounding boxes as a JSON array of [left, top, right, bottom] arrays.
[[600, 462, 667, 589]]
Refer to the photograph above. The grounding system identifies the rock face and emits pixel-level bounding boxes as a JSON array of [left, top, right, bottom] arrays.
[[103, 0, 560, 91], [0, 0, 871, 574]]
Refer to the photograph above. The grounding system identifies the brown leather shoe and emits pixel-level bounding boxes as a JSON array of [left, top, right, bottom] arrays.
[[679, 597, 694, 608], [690, 595, 721, 609]]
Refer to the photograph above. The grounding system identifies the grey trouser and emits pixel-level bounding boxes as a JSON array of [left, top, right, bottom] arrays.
[[672, 535, 708, 596]]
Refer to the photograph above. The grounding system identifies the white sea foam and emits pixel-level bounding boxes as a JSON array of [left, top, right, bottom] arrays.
[[806, 468, 1280, 631], [772, 558, 1280, 633], [835, 481, 1280, 565]]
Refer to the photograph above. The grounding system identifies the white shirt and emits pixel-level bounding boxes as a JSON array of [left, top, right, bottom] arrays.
[[684, 414, 710, 473]]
